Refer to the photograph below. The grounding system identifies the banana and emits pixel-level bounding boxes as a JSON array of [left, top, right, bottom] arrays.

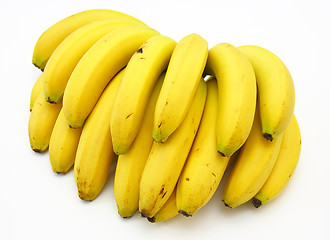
[[28, 92, 62, 152], [204, 43, 257, 157], [74, 70, 123, 201], [252, 114, 301, 208], [63, 25, 159, 128], [33, 9, 146, 70], [139, 78, 207, 218], [238, 45, 295, 141], [30, 73, 44, 111], [176, 77, 231, 217], [111, 35, 176, 155], [147, 189, 179, 223], [49, 109, 83, 174], [114, 73, 164, 218], [222, 108, 284, 208], [43, 18, 146, 103], [152, 33, 208, 143]]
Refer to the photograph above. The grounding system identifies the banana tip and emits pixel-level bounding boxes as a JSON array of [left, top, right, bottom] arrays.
[[152, 133, 162, 143], [32, 148, 43, 153], [262, 133, 273, 141], [178, 210, 192, 217], [68, 124, 78, 129], [140, 210, 148, 218], [223, 200, 232, 208], [32, 62, 44, 71], [218, 151, 226, 157], [46, 97, 57, 104], [147, 217, 155, 223], [252, 198, 262, 208]]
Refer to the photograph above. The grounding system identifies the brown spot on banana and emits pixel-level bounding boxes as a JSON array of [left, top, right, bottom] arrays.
[[126, 113, 133, 119]]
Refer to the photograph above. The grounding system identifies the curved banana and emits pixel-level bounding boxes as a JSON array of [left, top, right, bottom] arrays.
[[33, 9, 146, 70], [204, 43, 257, 157], [139, 78, 207, 218], [147, 189, 179, 223], [222, 109, 284, 208], [43, 18, 146, 103], [238, 45, 295, 141], [30, 73, 44, 111], [152, 33, 208, 143], [114, 73, 164, 218], [252, 115, 301, 208], [49, 109, 83, 174], [63, 25, 159, 128], [176, 77, 230, 217], [28, 92, 62, 152], [111, 35, 176, 155], [74, 70, 123, 201]]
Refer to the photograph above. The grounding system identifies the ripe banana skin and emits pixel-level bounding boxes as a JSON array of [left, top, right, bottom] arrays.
[[176, 77, 231, 217], [74, 70, 123, 201], [147, 189, 179, 223], [205, 43, 257, 157], [28, 92, 62, 153], [222, 109, 284, 208], [63, 25, 160, 128], [139, 78, 207, 218], [252, 115, 301, 208], [152, 33, 208, 143], [49, 109, 83, 174], [111, 35, 176, 155], [114, 73, 164, 218], [33, 9, 146, 70], [30, 73, 43, 111], [43, 18, 145, 103], [238, 45, 295, 141]]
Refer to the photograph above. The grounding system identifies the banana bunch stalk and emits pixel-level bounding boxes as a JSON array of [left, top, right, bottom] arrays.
[[28, 9, 302, 224]]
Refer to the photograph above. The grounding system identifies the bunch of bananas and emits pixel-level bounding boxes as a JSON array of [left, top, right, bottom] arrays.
[[28, 9, 302, 223]]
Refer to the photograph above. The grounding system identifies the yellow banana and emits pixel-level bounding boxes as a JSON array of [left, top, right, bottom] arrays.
[[176, 77, 230, 217], [204, 43, 257, 157], [252, 115, 301, 208], [152, 33, 208, 143], [63, 25, 160, 128], [28, 92, 62, 152], [147, 189, 179, 223], [238, 45, 295, 141], [114, 73, 164, 218], [222, 109, 284, 208], [33, 9, 146, 70], [139, 78, 207, 218], [74, 70, 123, 201], [29, 73, 44, 111], [49, 109, 83, 174], [111, 35, 176, 155], [43, 18, 146, 103]]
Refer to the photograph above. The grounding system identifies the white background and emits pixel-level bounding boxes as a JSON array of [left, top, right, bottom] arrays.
[[1, 0, 329, 239]]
